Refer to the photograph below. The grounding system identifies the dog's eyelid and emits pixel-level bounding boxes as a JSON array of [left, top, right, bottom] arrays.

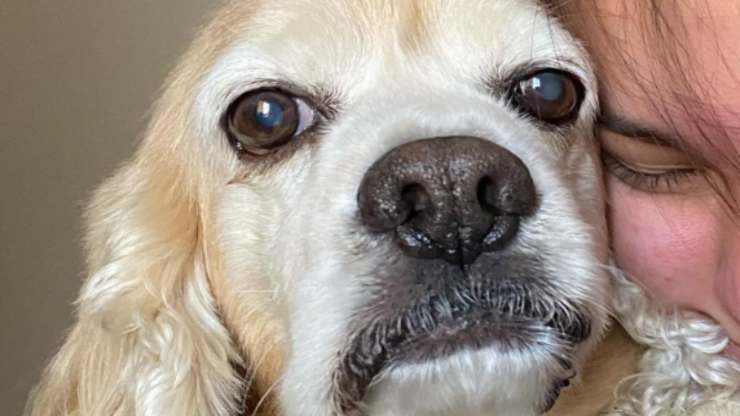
[[504, 68, 586, 127], [223, 86, 328, 156], [491, 58, 586, 88], [236, 79, 337, 119], [295, 98, 318, 136], [483, 62, 589, 116]]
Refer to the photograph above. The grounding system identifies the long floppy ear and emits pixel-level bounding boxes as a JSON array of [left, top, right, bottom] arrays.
[[25, 13, 252, 415], [24, 3, 288, 414], [25, 152, 245, 416]]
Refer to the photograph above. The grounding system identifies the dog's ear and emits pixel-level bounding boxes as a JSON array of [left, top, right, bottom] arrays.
[[26, 43, 248, 414], [26, 152, 246, 416], [25, 5, 287, 414]]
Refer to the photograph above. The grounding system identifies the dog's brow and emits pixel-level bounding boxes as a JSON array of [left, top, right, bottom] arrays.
[[398, 1, 429, 53]]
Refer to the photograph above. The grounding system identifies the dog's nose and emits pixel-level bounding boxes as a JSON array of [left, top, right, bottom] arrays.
[[358, 136, 536, 265]]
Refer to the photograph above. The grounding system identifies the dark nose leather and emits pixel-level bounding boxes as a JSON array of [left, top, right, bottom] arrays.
[[358, 136, 536, 265]]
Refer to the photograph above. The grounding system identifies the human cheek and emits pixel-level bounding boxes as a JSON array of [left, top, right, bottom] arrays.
[[717, 237, 740, 341], [606, 177, 721, 307]]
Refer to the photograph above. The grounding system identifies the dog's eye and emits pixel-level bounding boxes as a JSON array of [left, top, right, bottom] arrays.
[[226, 90, 316, 154], [511, 70, 584, 125]]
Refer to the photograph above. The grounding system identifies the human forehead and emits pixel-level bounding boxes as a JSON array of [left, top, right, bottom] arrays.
[[590, 0, 740, 157], [210, 0, 587, 91]]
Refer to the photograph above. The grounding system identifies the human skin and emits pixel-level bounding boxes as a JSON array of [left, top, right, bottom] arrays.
[[569, 0, 740, 360]]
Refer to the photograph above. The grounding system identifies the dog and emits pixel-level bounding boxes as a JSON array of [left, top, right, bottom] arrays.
[[26, 1, 642, 415]]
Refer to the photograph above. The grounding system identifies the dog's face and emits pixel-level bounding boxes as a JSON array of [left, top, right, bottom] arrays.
[[31, 1, 607, 416], [189, 1, 607, 415]]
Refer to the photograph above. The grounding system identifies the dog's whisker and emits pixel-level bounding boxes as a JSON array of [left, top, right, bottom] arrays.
[[242, 344, 275, 395], [238, 290, 279, 294], [250, 373, 284, 416]]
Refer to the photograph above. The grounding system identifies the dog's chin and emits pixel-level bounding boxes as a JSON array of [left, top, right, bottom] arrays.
[[341, 320, 586, 416], [365, 344, 568, 416], [331, 256, 595, 415]]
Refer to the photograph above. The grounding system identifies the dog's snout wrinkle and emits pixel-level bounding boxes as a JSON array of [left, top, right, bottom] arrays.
[[358, 136, 536, 265]]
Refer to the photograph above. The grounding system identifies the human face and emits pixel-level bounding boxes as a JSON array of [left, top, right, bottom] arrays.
[[571, 0, 740, 359]]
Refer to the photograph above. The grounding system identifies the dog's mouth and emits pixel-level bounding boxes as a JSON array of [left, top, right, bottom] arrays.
[[331, 257, 591, 414]]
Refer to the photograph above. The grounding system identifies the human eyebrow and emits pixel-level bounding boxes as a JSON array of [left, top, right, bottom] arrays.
[[597, 112, 678, 147]]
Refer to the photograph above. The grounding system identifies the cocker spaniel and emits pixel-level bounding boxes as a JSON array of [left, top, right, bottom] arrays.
[[27, 1, 642, 415]]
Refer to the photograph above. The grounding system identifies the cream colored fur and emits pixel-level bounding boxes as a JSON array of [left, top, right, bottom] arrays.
[[26, 4, 262, 414], [603, 270, 740, 416], [25, 1, 652, 415]]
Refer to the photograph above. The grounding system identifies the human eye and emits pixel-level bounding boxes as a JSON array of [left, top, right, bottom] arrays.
[[599, 127, 705, 194]]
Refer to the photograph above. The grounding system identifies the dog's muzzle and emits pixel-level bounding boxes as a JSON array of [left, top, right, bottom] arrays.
[[332, 136, 589, 413], [358, 136, 537, 265]]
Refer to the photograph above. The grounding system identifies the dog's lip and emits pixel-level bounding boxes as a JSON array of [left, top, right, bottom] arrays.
[[380, 303, 590, 366], [332, 291, 591, 414], [385, 308, 571, 364]]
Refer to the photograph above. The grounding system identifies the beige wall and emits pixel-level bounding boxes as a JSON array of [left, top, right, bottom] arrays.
[[0, 1, 215, 413]]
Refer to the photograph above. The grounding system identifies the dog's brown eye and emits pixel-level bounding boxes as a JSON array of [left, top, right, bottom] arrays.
[[511, 70, 583, 125], [227, 90, 315, 154]]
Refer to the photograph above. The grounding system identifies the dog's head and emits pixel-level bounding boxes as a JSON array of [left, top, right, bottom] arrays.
[[30, 1, 608, 416]]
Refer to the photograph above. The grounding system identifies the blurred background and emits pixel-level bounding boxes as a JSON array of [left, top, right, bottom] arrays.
[[0, 1, 215, 413]]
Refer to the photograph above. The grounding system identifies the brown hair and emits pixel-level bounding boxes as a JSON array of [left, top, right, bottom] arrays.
[[552, 0, 740, 214]]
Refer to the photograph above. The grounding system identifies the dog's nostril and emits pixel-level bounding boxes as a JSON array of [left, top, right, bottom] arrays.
[[477, 177, 500, 214], [478, 176, 534, 217], [358, 136, 537, 265], [401, 183, 430, 217]]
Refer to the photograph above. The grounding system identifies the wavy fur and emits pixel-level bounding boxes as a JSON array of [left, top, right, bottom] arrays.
[[26, 162, 244, 416], [24, 4, 261, 414], [606, 270, 740, 416], [25, 1, 651, 415]]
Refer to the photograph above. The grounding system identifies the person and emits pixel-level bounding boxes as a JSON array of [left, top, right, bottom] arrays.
[[562, 1, 740, 414]]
